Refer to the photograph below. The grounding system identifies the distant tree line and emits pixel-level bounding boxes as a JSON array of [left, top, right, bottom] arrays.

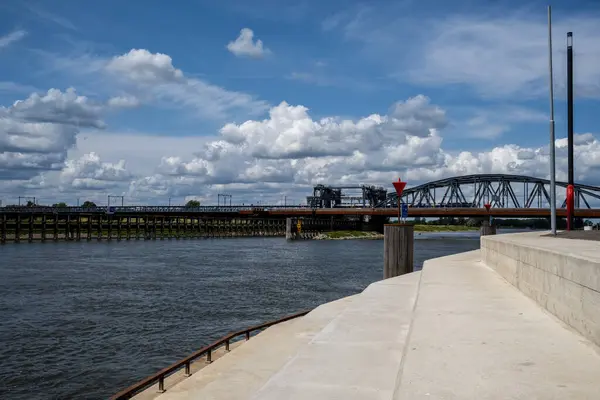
[[185, 200, 201, 207], [414, 216, 592, 230], [414, 216, 473, 226]]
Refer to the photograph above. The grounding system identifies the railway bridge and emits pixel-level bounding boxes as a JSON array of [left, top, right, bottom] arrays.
[[377, 174, 600, 209], [1, 174, 600, 243]]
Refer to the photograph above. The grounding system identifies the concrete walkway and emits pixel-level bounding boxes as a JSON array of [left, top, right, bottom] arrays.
[[152, 250, 600, 400], [397, 250, 600, 399]]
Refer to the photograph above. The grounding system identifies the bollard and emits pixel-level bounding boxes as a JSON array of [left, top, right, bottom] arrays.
[[383, 224, 414, 279], [480, 220, 497, 236]]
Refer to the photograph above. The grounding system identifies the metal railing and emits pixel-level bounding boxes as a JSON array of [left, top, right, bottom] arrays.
[[0, 205, 312, 214], [110, 310, 310, 400]]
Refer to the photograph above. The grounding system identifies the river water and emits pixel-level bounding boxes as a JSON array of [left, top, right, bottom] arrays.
[[0, 232, 481, 399]]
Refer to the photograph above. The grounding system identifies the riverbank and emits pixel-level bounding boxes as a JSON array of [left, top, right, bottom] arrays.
[[313, 231, 384, 240], [414, 224, 479, 232], [313, 225, 479, 240]]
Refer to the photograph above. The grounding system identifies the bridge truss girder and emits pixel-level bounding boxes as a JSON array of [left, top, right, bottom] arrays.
[[379, 174, 600, 210]]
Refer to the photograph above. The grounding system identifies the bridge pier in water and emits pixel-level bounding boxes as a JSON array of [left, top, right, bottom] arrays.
[[285, 216, 361, 240]]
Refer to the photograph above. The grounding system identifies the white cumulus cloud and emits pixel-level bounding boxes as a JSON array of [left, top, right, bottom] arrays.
[[0, 88, 108, 181], [106, 49, 184, 83], [104, 49, 269, 119], [107, 95, 140, 108], [60, 152, 132, 191], [227, 28, 270, 58], [219, 95, 446, 160]]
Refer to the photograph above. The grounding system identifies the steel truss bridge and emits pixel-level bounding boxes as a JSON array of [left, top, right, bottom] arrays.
[[377, 174, 600, 210]]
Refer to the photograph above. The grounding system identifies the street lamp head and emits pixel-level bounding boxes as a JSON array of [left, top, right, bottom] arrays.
[[567, 32, 573, 47]]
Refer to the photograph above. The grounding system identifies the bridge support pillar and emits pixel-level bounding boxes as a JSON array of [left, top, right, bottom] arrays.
[[366, 215, 387, 233], [480, 220, 496, 236], [286, 218, 294, 240], [384, 224, 414, 279]]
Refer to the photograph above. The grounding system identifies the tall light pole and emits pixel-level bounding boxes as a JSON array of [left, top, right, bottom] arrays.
[[548, 6, 557, 235], [566, 31, 575, 230]]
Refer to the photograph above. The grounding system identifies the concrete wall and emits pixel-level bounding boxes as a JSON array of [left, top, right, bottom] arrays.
[[481, 232, 600, 348]]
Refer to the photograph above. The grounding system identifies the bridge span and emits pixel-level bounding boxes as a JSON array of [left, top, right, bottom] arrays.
[[3, 206, 600, 218], [379, 173, 600, 209], [243, 207, 600, 218]]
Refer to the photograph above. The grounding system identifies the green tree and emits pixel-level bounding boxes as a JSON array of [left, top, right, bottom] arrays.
[[185, 200, 201, 208], [52, 202, 68, 207], [81, 201, 97, 208]]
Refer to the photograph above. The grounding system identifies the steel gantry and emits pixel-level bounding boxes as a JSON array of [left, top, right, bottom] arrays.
[[306, 184, 387, 208], [377, 174, 600, 209]]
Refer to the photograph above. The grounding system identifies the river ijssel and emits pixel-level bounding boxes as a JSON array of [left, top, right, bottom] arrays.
[[1, 233, 480, 399]]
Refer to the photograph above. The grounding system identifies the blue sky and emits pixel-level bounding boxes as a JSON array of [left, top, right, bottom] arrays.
[[1, 0, 600, 205]]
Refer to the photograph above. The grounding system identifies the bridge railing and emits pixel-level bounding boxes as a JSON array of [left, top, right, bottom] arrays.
[[0, 205, 314, 213], [110, 310, 310, 400]]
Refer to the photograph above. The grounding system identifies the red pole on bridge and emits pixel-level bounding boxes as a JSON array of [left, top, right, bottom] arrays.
[[392, 178, 407, 221]]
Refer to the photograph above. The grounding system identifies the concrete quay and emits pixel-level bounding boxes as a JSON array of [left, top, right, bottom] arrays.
[[482, 230, 600, 347], [142, 232, 600, 399]]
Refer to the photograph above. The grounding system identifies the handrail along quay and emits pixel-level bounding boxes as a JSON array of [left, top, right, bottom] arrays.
[[110, 310, 310, 400]]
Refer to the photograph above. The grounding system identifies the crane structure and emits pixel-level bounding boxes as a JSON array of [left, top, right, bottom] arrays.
[[306, 184, 387, 208]]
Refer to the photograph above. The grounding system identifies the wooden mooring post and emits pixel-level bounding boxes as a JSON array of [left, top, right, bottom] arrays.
[[383, 223, 414, 279]]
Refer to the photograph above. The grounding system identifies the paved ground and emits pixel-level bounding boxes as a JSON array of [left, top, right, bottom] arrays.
[[396, 251, 600, 399], [548, 230, 600, 241], [145, 250, 600, 400]]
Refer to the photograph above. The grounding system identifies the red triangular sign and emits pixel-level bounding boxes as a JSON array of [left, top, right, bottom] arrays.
[[393, 179, 407, 198], [484, 203, 491, 211]]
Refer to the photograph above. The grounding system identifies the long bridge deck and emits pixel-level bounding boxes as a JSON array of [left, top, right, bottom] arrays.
[[2, 207, 600, 218]]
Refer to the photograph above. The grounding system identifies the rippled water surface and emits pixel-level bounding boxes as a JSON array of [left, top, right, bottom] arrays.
[[1, 234, 481, 399]]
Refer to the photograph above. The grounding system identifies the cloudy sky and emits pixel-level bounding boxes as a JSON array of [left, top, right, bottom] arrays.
[[1, 0, 600, 206]]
